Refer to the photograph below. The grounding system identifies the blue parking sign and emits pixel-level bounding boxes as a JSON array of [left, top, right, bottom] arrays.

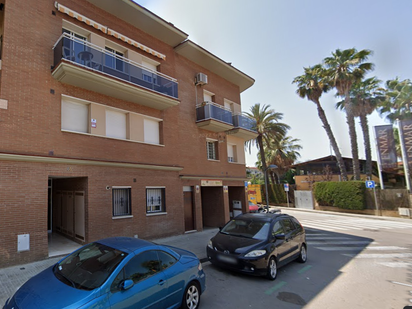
[[365, 180, 375, 189]]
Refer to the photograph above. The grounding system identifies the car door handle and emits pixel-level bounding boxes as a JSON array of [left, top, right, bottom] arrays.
[[158, 279, 166, 286]]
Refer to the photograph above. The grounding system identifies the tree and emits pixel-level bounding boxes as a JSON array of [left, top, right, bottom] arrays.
[[324, 48, 374, 180], [293, 64, 348, 181], [378, 78, 412, 122], [336, 77, 383, 179], [265, 135, 302, 184], [245, 104, 290, 187]]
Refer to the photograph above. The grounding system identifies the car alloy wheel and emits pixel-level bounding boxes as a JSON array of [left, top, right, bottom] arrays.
[[297, 244, 307, 263], [266, 257, 277, 280], [183, 282, 200, 309]]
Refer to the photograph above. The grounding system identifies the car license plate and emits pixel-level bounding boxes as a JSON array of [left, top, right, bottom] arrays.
[[217, 254, 237, 264]]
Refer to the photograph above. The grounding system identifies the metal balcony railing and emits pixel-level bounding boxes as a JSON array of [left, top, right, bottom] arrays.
[[196, 102, 233, 125], [52, 33, 178, 99], [232, 114, 257, 132]]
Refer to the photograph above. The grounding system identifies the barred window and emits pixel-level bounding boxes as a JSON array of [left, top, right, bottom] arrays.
[[207, 140, 218, 160], [112, 187, 131, 217], [146, 188, 165, 213]]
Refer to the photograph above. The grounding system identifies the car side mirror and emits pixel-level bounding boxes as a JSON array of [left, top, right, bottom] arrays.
[[275, 233, 286, 240], [121, 279, 134, 291]]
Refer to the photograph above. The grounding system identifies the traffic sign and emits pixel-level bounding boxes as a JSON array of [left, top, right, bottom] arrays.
[[284, 183, 289, 192], [366, 180, 375, 189]]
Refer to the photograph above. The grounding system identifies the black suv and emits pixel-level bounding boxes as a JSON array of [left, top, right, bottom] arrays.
[[206, 213, 307, 280]]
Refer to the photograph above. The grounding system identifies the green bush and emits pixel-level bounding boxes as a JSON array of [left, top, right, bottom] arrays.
[[313, 181, 366, 210]]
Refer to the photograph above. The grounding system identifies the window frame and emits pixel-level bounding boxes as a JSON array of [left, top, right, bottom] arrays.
[[146, 187, 166, 214], [112, 186, 132, 218], [206, 139, 219, 161]]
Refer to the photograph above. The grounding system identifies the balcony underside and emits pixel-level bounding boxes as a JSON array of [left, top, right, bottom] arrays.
[[227, 128, 258, 140], [196, 119, 233, 132], [52, 61, 180, 110]]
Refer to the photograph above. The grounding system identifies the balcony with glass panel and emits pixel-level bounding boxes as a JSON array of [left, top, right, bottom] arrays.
[[52, 33, 179, 110], [227, 114, 258, 140], [196, 102, 234, 132]]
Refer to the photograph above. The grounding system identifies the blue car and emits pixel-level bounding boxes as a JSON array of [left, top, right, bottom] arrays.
[[3, 237, 206, 309]]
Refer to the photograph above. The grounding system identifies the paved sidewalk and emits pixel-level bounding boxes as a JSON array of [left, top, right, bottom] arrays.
[[0, 228, 218, 306]]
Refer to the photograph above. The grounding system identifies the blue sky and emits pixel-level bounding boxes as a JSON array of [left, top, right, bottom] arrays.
[[137, 0, 412, 167]]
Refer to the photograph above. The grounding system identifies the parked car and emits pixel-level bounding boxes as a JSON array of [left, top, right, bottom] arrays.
[[3, 237, 206, 309], [248, 201, 259, 213], [206, 213, 306, 280]]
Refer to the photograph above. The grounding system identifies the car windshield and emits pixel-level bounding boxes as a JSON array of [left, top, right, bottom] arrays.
[[220, 219, 270, 240], [54, 242, 127, 290]]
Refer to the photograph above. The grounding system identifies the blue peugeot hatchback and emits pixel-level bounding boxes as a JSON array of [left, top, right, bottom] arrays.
[[3, 237, 206, 309]]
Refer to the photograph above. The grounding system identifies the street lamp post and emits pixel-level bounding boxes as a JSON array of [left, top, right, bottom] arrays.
[[264, 165, 278, 212]]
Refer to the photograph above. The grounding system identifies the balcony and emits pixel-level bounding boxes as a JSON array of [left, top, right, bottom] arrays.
[[196, 102, 234, 132], [227, 114, 258, 140], [52, 34, 179, 110]]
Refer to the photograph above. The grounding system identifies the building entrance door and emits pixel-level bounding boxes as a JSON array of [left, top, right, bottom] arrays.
[[183, 187, 195, 231]]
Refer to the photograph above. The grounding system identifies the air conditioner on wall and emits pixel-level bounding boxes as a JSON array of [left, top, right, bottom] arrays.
[[195, 73, 208, 85]]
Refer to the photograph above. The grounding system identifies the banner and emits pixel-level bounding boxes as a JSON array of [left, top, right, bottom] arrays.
[[374, 125, 397, 170], [399, 119, 412, 170]]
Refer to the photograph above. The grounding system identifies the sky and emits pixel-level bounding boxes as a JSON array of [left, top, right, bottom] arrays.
[[137, 0, 412, 167]]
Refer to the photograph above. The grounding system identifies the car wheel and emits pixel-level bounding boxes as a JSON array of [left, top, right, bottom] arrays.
[[297, 244, 307, 263], [182, 281, 201, 309], [266, 257, 277, 280]]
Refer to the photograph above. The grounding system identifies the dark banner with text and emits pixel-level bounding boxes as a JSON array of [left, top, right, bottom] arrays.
[[399, 119, 412, 170], [374, 125, 397, 170]]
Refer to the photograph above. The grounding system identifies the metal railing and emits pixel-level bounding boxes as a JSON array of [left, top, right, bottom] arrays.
[[196, 101, 233, 125], [53, 33, 178, 99]]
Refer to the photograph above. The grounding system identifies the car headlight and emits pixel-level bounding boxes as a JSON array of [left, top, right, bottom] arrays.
[[245, 250, 266, 257], [207, 240, 213, 249]]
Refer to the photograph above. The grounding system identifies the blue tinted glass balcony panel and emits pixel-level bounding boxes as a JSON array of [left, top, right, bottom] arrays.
[[53, 35, 178, 99], [233, 114, 257, 132], [196, 103, 233, 125]]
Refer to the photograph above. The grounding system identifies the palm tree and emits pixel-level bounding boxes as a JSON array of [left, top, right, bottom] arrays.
[[266, 135, 302, 184], [245, 104, 290, 187], [293, 64, 348, 181], [336, 77, 383, 179], [324, 48, 374, 180], [378, 78, 412, 122]]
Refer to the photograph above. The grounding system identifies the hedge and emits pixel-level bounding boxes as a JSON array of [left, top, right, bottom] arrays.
[[313, 181, 366, 210]]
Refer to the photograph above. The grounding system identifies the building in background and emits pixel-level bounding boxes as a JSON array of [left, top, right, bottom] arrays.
[[0, 0, 256, 266]]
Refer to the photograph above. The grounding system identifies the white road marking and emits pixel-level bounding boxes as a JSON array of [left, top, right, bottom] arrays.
[[344, 253, 412, 258]]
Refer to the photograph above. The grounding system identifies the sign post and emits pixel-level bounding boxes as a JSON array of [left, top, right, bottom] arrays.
[[366, 180, 379, 215], [284, 183, 290, 207]]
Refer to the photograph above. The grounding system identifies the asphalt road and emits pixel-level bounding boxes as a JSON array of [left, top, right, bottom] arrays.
[[200, 209, 412, 309]]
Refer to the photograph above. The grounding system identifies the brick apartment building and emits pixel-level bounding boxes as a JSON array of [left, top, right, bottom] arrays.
[[0, 0, 256, 266]]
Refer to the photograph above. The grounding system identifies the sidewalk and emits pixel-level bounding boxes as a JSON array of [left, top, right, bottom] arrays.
[[0, 228, 218, 306]]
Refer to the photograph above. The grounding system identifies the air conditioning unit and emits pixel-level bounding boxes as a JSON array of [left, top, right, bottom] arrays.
[[195, 73, 208, 85]]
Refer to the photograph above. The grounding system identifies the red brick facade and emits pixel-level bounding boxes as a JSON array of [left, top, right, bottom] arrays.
[[0, 0, 254, 267]]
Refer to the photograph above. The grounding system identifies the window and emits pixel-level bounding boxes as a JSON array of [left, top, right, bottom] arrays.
[[227, 144, 237, 162], [123, 251, 160, 284], [112, 187, 131, 217], [158, 251, 177, 270], [144, 118, 160, 144], [105, 47, 124, 71], [207, 140, 218, 160], [62, 29, 87, 61], [281, 219, 294, 233], [61, 99, 88, 133], [146, 188, 165, 213], [106, 109, 127, 139], [272, 221, 284, 237], [142, 60, 157, 84], [203, 90, 215, 103]]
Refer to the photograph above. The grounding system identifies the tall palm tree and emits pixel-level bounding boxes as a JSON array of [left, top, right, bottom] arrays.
[[293, 64, 348, 181], [336, 77, 383, 179], [245, 104, 290, 186], [378, 78, 412, 122], [266, 135, 302, 184], [324, 48, 374, 180]]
